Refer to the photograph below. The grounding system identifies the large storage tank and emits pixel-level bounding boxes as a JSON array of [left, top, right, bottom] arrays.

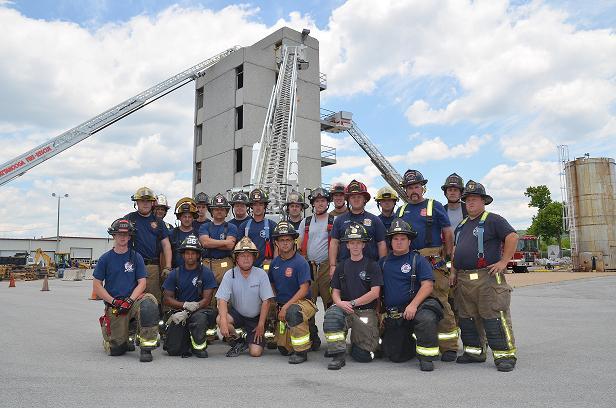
[[565, 157, 616, 271]]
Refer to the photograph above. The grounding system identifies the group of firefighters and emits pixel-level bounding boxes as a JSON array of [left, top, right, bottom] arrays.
[[92, 169, 519, 372]]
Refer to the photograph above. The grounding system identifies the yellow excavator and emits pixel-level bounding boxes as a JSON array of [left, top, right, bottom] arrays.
[[34, 248, 53, 267]]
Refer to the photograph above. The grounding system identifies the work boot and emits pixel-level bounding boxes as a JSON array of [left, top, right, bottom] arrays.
[[441, 350, 457, 362], [495, 358, 516, 372], [328, 353, 346, 370], [456, 353, 487, 364], [278, 346, 292, 356], [126, 336, 135, 352], [311, 336, 321, 351], [139, 349, 153, 363], [226, 339, 248, 357], [289, 351, 308, 364], [419, 359, 434, 372], [192, 349, 208, 358]]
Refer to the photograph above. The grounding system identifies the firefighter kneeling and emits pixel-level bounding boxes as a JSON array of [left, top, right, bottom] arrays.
[[379, 219, 443, 371], [323, 222, 382, 370], [93, 218, 160, 362], [162, 235, 218, 358], [269, 221, 317, 364]]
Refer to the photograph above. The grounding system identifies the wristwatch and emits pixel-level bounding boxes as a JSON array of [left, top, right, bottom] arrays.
[[350, 300, 356, 308]]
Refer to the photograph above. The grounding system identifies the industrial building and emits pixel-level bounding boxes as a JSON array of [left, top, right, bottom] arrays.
[[0, 236, 112, 264]]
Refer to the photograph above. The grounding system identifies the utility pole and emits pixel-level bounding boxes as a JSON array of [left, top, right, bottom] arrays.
[[51, 193, 69, 257]]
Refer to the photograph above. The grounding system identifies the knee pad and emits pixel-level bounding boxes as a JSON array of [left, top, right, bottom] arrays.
[[285, 304, 303, 327], [350, 344, 374, 363], [323, 306, 345, 333], [418, 297, 444, 321], [139, 299, 159, 327], [459, 318, 481, 347], [483, 318, 509, 351]]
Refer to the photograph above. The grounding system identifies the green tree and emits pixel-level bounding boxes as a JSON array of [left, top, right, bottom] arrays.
[[524, 185, 552, 210], [528, 201, 564, 248]]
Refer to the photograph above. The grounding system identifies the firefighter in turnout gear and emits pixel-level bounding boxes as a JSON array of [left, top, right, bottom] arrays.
[[239, 188, 278, 269], [193, 192, 211, 232], [375, 186, 400, 231], [284, 190, 308, 230], [298, 187, 335, 350], [379, 219, 443, 371], [268, 221, 317, 364], [162, 235, 217, 357], [125, 187, 172, 307], [397, 170, 459, 361], [450, 181, 518, 372], [169, 198, 198, 269], [323, 222, 383, 370], [93, 218, 160, 362], [329, 182, 348, 217]]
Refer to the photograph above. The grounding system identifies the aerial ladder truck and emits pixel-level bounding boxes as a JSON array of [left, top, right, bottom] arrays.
[[0, 47, 239, 187]]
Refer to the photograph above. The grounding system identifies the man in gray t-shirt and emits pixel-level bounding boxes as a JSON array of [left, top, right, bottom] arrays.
[[216, 237, 274, 357]]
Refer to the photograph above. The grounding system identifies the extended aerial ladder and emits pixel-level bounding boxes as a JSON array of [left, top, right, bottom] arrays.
[[0, 47, 240, 187], [320, 110, 409, 203], [250, 44, 308, 213]]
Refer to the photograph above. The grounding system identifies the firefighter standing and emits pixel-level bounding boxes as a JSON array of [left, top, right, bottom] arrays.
[[193, 192, 211, 232], [93, 218, 160, 362], [380, 219, 443, 371], [268, 222, 317, 364], [450, 181, 518, 372], [162, 235, 217, 358], [154, 194, 174, 232], [442, 173, 468, 229], [239, 188, 278, 270], [229, 191, 250, 228], [323, 222, 382, 370], [124, 187, 172, 305], [396, 170, 459, 361], [329, 182, 348, 217], [169, 198, 198, 269], [375, 186, 400, 230], [284, 190, 308, 230]]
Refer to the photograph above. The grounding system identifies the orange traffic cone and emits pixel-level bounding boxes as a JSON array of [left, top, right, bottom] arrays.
[[8, 274, 16, 288], [89, 289, 99, 300], [41, 275, 50, 291]]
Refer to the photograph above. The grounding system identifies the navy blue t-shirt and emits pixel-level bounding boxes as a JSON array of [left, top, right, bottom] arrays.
[[198, 221, 239, 259], [397, 199, 450, 250], [331, 257, 383, 309], [379, 251, 434, 309], [169, 228, 196, 269], [93, 249, 146, 298], [239, 217, 278, 268], [268, 252, 312, 304], [229, 218, 248, 229], [125, 211, 170, 260], [331, 211, 386, 262], [378, 213, 396, 231], [162, 265, 217, 302], [193, 219, 211, 234]]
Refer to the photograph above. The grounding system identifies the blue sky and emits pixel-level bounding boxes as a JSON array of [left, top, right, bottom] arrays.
[[0, 0, 615, 238]]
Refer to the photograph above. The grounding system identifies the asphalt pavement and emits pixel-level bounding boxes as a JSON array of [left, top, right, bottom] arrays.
[[1, 275, 615, 408]]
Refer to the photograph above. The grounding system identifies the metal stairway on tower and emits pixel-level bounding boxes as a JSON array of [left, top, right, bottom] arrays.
[[251, 44, 308, 213]]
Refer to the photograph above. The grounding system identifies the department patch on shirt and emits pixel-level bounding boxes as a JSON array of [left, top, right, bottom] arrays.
[[260, 230, 267, 238], [420, 208, 427, 217], [359, 270, 367, 280], [219, 233, 226, 239], [124, 262, 134, 273], [401, 263, 412, 274], [285, 267, 293, 278], [192, 276, 198, 287], [363, 218, 372, 227], [150, 221, 158, 230]]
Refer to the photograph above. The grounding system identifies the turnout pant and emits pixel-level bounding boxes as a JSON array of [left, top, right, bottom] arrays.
[[203, 257, 234, 309], [455, 268, 516, 363], [419, 247, 459, 353], [382, 297, 442, 362], [144, 264, 162, 305], [323, 306, 379, 362], [164, 309, 214, 356], [274, 299, 318, 354], [309, 260, 332, 309], [99, 293, 159, 356]]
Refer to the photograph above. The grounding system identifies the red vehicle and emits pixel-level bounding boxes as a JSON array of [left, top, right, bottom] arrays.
[[507, 235, 539, 273]]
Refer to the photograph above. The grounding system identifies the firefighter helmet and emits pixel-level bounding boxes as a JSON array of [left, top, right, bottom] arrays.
[[178, 234, 203, 256], [174, 197, 198, 219], [345, 179, 371, 201], [340, 222, 371, 242], [307, 187, 331, 204], [249, 188, 270, 205], [271, 221, 299, 240], [209, 193, 231, 210], [233, 236, 259, 258], [154, 194, 170, 209], [375, 186, 399, 203], [401, 170, 428, 187], [131, 186, 156, 201], [230, 191, 250, 206], [108, 218, 136, 236], [194, 192, 209, 205], [330, 182, 346, 195], [285, 190, 308, 209], [386, 218, 418, 240], [441, 173, 464, 192], [461, 180, 493, 205]]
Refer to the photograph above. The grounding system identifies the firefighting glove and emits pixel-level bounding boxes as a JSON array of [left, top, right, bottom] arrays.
[[119, 297, 134, 314], [183, 301, 200, 312], [161, 267, 171, 279], [111, 298, 124, 309], [169, 310, 189, 325]]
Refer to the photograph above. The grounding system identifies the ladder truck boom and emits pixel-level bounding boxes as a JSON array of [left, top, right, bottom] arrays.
[[0, 46, 240, 187], [320, 110, 409, 203]]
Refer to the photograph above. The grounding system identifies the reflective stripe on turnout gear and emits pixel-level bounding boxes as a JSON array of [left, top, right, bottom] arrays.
[[416, 345, 440, 357], [137, 333, 159, 347], [325, 332, 345, 342], [190, 335, 207, 350], [290, 333, 311, 346], [464, 346, 484, 355], [438, 329, 459, 341], [493, 348, 517, 359]]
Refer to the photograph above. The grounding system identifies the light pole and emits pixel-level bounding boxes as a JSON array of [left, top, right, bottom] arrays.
[[51, 193, 69, 257]]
